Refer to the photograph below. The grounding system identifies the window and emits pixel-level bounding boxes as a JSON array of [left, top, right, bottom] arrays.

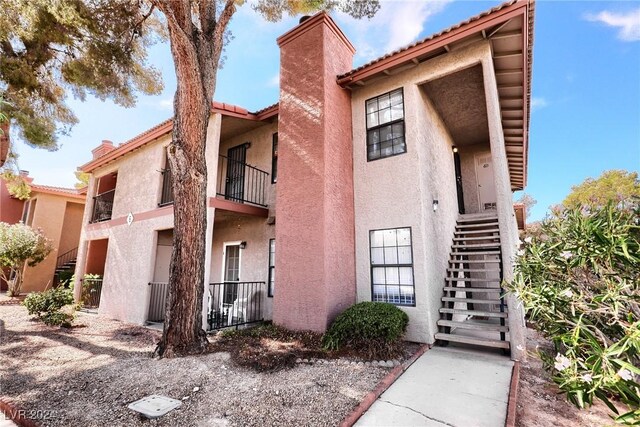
[[366, 88, 406, 161], [271, 133, 278, 183], [369, 227, 415, 306], [268, 239, 275, 297]]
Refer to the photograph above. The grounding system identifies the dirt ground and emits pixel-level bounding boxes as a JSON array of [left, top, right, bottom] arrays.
[[516, 327, 629, 427], [0, 297, 392, 427]]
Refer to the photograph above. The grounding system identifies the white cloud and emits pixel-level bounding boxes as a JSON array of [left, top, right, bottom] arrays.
[[335, 0, 451, 63], [157, 97, 173, 111], [531, 97, 548, 111], [585, 8, 640, 42], [267, 73, 279, 88]]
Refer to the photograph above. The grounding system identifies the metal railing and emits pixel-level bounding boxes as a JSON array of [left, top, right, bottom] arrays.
[[82, 278, 103, 308], [148, 282, 169, 322], [56, 247, 78, 269], [207, 281, 265, 331], [216, 155, 269, 207], [90, 189, 115, 223], [159, 169, 174, 206]]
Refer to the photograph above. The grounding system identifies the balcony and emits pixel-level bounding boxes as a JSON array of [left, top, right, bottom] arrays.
[[207, 281, 266, 331], [216, 155, 269, 207], [158, 155, 269, 210], [90, 189, 115, 223]]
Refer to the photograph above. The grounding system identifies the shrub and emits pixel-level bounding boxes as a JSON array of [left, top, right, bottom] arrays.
[[322, 302, 409, 359], [23, 286, 76, 327], [506, 202, 639, 424]]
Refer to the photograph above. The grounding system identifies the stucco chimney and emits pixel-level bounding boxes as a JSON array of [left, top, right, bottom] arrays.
[[273, 13, 357, 332], [91, 140, 115, 160], [19, 170, 34, 184]]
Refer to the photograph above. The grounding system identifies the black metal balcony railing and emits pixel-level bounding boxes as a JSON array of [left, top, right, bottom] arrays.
[[207, 282, 265, 331], [82, 278, 103, 308], [148, 282, 169, 322], [159, 169, 174, 207], [90, 189, 115, 223], [217, 155, 269, 207]]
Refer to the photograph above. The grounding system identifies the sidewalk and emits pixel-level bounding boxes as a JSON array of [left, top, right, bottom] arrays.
[[355, 346, 514, 427]]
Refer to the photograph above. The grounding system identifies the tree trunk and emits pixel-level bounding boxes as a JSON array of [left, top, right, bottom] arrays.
[[152, 0, 233, 357]]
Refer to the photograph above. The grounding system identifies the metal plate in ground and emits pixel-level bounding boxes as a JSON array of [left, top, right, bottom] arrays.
[[128, 395, 182, 419]]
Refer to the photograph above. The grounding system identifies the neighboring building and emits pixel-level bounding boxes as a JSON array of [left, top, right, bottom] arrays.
[[17, 183, 86, 292], [0, 171, 27, 291], [74, 0, 534, 359]]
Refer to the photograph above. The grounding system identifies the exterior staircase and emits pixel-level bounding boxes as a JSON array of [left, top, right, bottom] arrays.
[[436, 212, 510, 351], [53, 247, 78, 286]]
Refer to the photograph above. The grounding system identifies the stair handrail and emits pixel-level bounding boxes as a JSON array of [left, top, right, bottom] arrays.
[[56, 247, 78, 269]]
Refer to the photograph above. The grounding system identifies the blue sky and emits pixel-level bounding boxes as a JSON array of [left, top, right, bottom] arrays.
[[13, 1, 640, 221]]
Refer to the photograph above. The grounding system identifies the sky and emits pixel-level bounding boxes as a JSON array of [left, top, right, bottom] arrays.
[[12, 0, 640, 221]]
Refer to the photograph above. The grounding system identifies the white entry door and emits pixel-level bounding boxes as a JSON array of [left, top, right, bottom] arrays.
[[476, 153, 497, 211]]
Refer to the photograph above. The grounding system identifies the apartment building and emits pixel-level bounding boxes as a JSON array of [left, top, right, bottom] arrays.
[[74, 0, 534, 359]]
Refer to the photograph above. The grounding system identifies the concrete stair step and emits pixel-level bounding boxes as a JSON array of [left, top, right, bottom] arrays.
[[451, 251, 501, 257], [437, 319, 510, 332], [454, 228, 500, 237], [447, 268, 501, 273], [449, 259, 501, 265], [439, 308, 508, 318], [442, 297, 503, 305], [447, 277, 501, 283], [451, 243, 502, 249], [443, 286, 502, 292], [453, 236, 501, 242], [457, 214, 499, 222], [435, 332, 510, 349]]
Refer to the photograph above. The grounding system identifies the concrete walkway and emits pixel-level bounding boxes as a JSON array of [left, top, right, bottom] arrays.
[[355, 347, 514, 427]]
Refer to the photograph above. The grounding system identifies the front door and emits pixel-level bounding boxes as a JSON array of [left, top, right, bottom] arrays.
[[226, 144, 247, 202], [454, 151, 465, 214], [476, 153, 497, 211], [222, 244, 241, 305]]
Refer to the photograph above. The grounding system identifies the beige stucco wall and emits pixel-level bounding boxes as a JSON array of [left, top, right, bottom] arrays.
[[22, 193, 85, 293], [351, 40, 521, 345]]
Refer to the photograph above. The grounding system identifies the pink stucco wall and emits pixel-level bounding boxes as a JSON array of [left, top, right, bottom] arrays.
[[273, 14, 356, 332]]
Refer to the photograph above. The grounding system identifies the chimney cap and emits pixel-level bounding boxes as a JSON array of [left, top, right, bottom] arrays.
[[299, 15, 311, 24]]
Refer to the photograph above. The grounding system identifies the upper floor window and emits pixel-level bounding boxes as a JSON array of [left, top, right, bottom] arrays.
[[271, 133, 278, 184], [366, 88, 406, 161], [159, 154, 174, 206]]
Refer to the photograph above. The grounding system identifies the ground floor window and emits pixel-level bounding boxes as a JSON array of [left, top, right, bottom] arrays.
[[369, 227, 415, 306], [268, 239, 275, 297]]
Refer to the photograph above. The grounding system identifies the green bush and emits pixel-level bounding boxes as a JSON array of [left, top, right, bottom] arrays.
[[23, 286, 76, 327], [506, 202, 639, 424], [322, 302, 409, 359]]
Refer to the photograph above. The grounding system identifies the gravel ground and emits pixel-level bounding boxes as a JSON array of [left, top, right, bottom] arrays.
[[516, 327, 629, 427], [0, 297, 389, 427]]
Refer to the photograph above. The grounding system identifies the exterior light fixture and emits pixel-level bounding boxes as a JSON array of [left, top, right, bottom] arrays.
[[239, 241, 247, 249], [433, 200, 439, 212], [452, 146, 458, 153]]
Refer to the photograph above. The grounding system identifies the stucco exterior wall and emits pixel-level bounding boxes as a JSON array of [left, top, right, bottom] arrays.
[[274, 15, 356, 332], [58, 202, 84, 255], [209, 215, 275, 320], [351, 40, 517, 344], [22, 193, 85, 293], [351, 57, 464, 343], [0, 178, 25, 224]]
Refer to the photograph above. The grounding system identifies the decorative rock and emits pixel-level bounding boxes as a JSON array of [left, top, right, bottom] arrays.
[[392, 360, 401, 367], [303, 359, 309, 363], [193, 387, 200, 392], [365, 362, 371, 367], [357, 361, 364, 366], [296, 358, 302, 363]]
